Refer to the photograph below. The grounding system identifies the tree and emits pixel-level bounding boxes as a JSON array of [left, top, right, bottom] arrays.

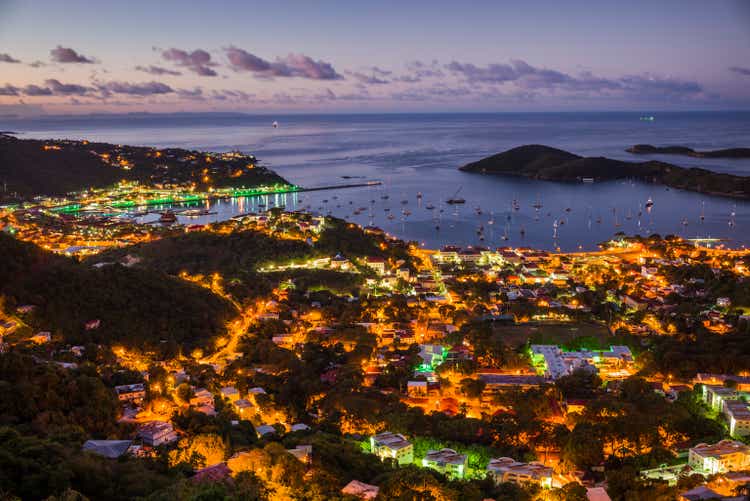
[[550, 482, 588, 501]]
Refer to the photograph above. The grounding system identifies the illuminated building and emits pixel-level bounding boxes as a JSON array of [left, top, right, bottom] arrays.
[[422, 448, 467, 478], [688, 440, 750, 475], [370, 432, 414, 465], [487, 457, 553, 488]]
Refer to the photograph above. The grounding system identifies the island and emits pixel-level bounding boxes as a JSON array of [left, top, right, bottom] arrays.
[[627, 144, 750, 158], [460, 144, 750, 198]]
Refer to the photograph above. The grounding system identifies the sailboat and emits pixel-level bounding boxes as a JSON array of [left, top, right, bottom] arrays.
[[446, 186, 466, 204], [532, 194, 543, 209]]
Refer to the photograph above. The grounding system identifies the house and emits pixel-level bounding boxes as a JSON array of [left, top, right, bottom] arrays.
[[418, 344, 445, 368], [255, 424, 276, 438], [341, 480, 379, 500], [220, 386, 240, 403], [688, 440, 750, 474], [486, 457, 553, 488], [407, 380, 428, 397], [365, 257, 386, 275], [233, 399, 254, 419], [422, 448, 467, 478], [190, 388, 214, 407], [114, 383, 146, 404], [678, 486, 723, 501], [586, 487, 613, 501], [370, 432, 414, 465], [191, 462, 232, 484], [287, 444, 312, 464], [137, 420, 178, 447], [190, 388, 216, 415], [82, 440, 134, 459]]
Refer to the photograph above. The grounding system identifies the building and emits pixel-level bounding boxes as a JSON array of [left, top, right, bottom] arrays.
[[341, 480, 379, 500], [365, 257, 386, 275], [694, 373, 750, 392], [418, 344, 445, 369], [701, 385, 743, 412], [220, 386, 240, 403], [688, 440, 750, 475], [529, 344, 633, 380], [586, 487, 613, 501], [233, 399, 254, 419], [422, 448, 468, 478], [137, 420, 178, 447], [486, 457, 553, 488], [114, 383, 146, 404], [190, 388, 213, 406], [407, 380, 428, 397], [370, 432, 414, 465], [255, 424, 276, 438], [82, 440, 134, 459], [724, 400, 750, 436]]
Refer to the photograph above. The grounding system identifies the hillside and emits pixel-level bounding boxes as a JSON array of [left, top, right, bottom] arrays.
[[460, 144, 750, 198], [627, 144, 750, 158], [0, 133, 288, 198], [0, 233, 236, 355]]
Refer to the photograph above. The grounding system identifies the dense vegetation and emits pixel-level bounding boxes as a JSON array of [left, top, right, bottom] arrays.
[[0, 233, 235, 354], [460, 144, 750, 198]]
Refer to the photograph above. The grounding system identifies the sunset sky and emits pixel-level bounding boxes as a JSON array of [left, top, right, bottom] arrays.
[[1, 0, 749, 115]]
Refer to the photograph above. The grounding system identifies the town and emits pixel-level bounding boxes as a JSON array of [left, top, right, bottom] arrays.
[[3, 168, 750, 500]]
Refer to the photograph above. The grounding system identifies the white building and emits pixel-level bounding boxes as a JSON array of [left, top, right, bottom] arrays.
[[422, 448, 467, 478], [688, 440, 750, 475], [137, 420, 178, 447], [370, 431, 414, 465], [487, 457, 553, 488]]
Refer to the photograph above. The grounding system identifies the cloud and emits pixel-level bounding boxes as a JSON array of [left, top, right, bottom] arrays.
[[22, 84, 53, 96], [348, 71, 389, 85], [97, 81, 174, 96], [0, 84, 20, 96], [210, 89, 255, 101], [0, 53, 21, 64], [729, 66, 750, 76], [45, 79, 92, 96], [162, 48, 217, 76], [135, 65, 182, 76], [405, 60, 444, 79], [176, 87, 203, 99], [50, 46, 96, 64], [445, 59, 705, 99], [225, 47, 343, 80]]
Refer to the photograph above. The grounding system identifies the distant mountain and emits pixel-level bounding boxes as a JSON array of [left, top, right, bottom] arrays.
[[460, 144, 750, 199], [627, 144, 750, 158]]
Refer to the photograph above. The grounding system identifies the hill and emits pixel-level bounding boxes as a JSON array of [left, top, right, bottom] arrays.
[[0, 133, 288, 198], [0, 233, 236, 356], [627, 144, 750, 158], [460, 144, 750, 198]]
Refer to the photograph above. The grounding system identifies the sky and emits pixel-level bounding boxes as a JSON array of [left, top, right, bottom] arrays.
[[1, 0, 749, 115]]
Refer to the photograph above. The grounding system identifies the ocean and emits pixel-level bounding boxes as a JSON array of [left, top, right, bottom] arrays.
[[5, 111, 750, 251]]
